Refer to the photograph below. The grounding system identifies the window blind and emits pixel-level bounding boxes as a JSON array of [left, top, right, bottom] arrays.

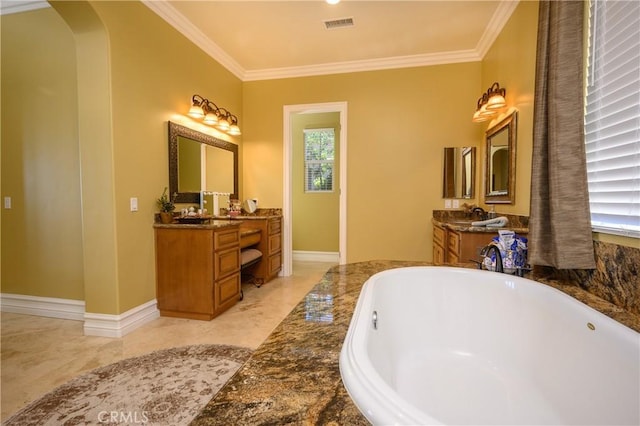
[[303, 128, 335, 192], [585, 0, 640, 237]]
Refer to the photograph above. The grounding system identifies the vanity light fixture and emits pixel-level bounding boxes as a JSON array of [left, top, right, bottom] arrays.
[[188, 94, 241, 136], [472, 82, 506, 123]]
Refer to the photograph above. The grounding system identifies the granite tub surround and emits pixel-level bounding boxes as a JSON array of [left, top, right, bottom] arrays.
[[191, 260, 640, 425], [531, 240, 640, 320], [191, 260, 428, 425]]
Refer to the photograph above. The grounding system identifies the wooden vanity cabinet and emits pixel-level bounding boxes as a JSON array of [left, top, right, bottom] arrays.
[[239, 216, 282, 285], [154, 225, 241, 320], [433, 224, 447, 265], [446, 230, 494, 265], [433, 224, 494, 266]]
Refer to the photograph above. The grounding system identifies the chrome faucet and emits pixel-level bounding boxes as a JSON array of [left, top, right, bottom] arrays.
[[480, 244, 503, 273], [471, 207, 487, 221]]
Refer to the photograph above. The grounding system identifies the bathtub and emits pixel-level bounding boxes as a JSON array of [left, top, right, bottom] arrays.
[[339, 267, 640, 425]]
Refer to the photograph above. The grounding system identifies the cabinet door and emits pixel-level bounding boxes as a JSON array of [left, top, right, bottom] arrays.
[[214, 273, 241, 312], [268, 252, 282, 277], [433, 243, 445, 265]]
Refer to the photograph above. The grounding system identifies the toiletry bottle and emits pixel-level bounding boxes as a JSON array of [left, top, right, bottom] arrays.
[[488, 205, 497, 219]]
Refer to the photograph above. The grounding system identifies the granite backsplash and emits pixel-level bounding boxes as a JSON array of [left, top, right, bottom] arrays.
[[533, 240, 640, 317]]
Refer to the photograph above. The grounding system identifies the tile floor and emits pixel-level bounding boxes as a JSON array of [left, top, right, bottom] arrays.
[[0, 261, 335, 421]]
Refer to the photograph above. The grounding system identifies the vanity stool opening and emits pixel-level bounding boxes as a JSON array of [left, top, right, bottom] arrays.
[[240, 248, 263, 291]]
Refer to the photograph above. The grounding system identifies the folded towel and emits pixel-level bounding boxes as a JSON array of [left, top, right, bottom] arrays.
[[471, 216, 509, 227]]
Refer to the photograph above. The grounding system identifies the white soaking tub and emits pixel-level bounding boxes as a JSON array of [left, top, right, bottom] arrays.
[[340, 266, 640, 425]]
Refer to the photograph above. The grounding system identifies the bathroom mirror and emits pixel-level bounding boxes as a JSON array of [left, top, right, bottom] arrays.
[[442, 147, 476, 199], [168, 121, 238, 204], [484, 111, 517, 204]]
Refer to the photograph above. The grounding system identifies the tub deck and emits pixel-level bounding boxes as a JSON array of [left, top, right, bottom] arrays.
[[191, 260, 640, 425]]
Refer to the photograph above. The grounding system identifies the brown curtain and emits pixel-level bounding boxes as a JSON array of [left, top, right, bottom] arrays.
[[529, 0, 596, 269]]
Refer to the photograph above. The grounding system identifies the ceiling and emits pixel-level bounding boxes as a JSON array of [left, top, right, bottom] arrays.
[[144, 0, 519, 81], [2, 0, 520, 81]]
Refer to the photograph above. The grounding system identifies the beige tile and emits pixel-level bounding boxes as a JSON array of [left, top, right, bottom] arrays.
[[0, 261, 334, 421]]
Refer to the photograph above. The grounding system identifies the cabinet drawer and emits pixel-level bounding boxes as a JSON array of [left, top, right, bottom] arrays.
[[268, 218, 281, 235], [215, 247, 240, 278], [433, 225, 446, 248], [268, 233, 281, 254], [268, 252, 282, 276], [447, 231, 460, 255], [215, 228, 240, 250]]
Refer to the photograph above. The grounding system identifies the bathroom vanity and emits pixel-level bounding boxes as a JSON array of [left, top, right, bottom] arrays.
[[432, 210, 528, 266], [154, 221, 242, 320], [153, 213, 283, 320]]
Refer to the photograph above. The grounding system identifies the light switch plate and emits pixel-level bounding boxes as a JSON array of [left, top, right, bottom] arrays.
[[452, 200, 460, 208], [130, 197, 138, 212], [444, 199, 452, 209], [4, 196, 11, 209]]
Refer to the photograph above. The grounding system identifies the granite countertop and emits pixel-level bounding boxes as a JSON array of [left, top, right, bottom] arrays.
[[432, 217, 529, 234], [153, 220, 239, 229], [214, 215, 280, 220], [191, 260, 640, 425]]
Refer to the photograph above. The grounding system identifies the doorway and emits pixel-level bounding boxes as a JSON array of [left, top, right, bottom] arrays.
[[282, 102, 347, 276]]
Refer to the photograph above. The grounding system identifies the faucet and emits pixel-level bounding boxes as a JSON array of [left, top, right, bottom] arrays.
[[472, 207, 487, 221], [481, 244, 503, 273]]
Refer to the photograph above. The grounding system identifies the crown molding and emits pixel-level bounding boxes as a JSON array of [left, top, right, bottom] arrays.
[[141, 0, 245, 80], [475, 0, 520, 58], [0, 0, 50, 16], [243, 49, 482, 81]]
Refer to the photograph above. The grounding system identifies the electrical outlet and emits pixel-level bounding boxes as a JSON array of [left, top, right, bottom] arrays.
[[452, 200, 460, 208], [444, 199, 452, 209], [130, 197, 138, 212]]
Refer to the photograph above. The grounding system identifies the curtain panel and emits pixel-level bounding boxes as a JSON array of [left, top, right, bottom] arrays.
[[529, 0, 596, 269]]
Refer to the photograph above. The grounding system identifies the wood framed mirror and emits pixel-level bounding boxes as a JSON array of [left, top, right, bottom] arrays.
[[443, 147, 476, 199], [168, 121, 238, 204], [484, 111, 517, 204]]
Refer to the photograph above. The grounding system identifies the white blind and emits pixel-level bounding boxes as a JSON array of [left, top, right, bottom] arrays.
[[585, 0, 640, 237], [303, 128, 335, 192]]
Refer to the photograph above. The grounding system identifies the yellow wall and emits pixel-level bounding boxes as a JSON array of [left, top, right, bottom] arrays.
[[1, 8, 85, 300], [480, 0, 538, 217], [243, 64, 483, 262], [1, 1, 243, 314], [292, 112, 340, 252]]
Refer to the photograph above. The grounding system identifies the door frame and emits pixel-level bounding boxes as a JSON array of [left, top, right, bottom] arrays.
[[282, 102, 347, 276]]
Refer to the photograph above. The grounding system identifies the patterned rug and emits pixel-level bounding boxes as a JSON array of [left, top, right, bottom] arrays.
[[4, 344, 252, 426]]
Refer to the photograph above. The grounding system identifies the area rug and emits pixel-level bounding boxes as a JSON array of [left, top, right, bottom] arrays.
[[4, 344, 252, 426]]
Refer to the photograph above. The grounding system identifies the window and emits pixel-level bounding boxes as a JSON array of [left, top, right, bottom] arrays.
[[304, 128, 335, 192], [585, 0, 640, 237]]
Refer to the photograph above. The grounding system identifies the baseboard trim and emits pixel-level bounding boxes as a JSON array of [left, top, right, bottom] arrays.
[[292, 250, 340, 263], [84, 300, 160, 338], [0, 293, 85, 321]]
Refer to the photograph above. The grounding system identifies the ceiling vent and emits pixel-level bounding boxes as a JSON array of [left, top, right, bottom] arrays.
[[324, 17, 354, 30]]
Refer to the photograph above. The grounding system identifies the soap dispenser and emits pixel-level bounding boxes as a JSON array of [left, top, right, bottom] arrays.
[[488, 205, 497, 219]]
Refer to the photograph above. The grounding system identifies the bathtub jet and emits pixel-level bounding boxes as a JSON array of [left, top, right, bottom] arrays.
[[339, 266, 640, 425]]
